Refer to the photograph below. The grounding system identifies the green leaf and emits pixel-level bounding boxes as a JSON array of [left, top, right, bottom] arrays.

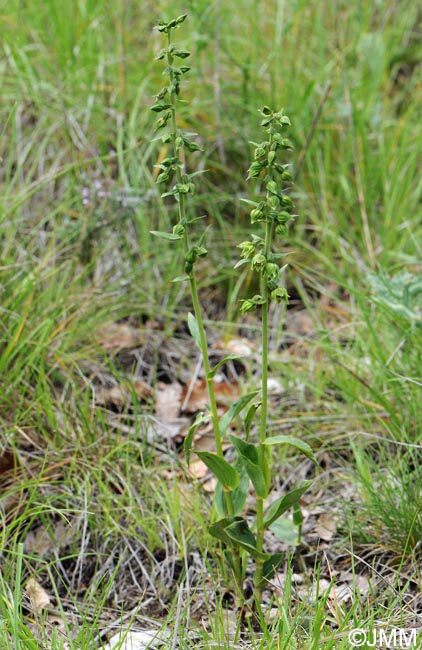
[[293, 502, 304, 527], [220, 391, 259, 436], [244, 401, 259, 438], [262, 553, 284, 581], [263, 481, 312, 528], [172, 275, 190, 283], [209, 516, 235, 546], [230, 436, 269, 498], [214, 465, 249, 517], [233, 258, 249, 270], [225, 519, 267, 559], [269, 518, 299, 544], [187, 312, 201, 350], [195, 452, 239, 490], [207, 354, 239, 380], [150, 230, 181, 241], [184, 413, 209, 465], [264, 435, 317, 463], [210, 517, 267, 558]]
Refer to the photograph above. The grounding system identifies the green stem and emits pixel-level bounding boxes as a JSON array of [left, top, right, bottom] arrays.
[[166, 28, 243, 593], [254, 140, 274, 597]]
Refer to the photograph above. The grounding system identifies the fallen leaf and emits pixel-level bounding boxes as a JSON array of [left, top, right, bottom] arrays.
[[97, 323, 144, 350], [315, 514, 337, 541], [155, 381, 183, 422], [0, 449, 18, 475], [24, 520, 73, 556], [181, 378, 239, 414], [187, 459, 209, 480], [213, 337, 255, 357], [26, 577, 51, 612], [97, 380, 152, 408], [104, 629, 170, 650]]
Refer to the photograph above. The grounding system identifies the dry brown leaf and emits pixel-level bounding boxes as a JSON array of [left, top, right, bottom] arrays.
[[24, 520, 73, 556], [97, 380, 152, 408], [181, 378, 239, 414], [315, 513, 337, 541], [203, 477, 217, 493], [155, 381, 183, 422], [97, 323, 144, 350], [105, 630, 170, 650], [0, 449, 18, 475], [26, 577, 51, 612], [187, 459, 209, 480], [213, 337, 255, 357]]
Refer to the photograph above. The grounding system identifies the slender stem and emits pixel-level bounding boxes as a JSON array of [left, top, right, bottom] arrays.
[[254, 136, 274, 596], [165, 28, 242, 592]]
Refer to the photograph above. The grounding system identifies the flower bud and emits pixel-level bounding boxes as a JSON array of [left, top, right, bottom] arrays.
[[156, 171, 170, 184], [240, 299, 257, 314], [275, 224, 287, 236], [247, 161, 263, 179], [280, 195, 293, 208], [280, 138, 293, 149], [268, 195, 279, 209], [176, 183, 190, 194], [185, 249, 197, 264], [266, 263, 280, 281], [151, 102, 171, 113], [276, 211, 292, 224], [195, 246, 208, 258], [267, 151, 276, 165], [252, 253, 266, 271], [254, 146, 266, 159], [267, 278, 279, 291], [271, 287, 289, 303], [174, 49, 191, 59], [238, 241, 255, 260], [250, 208, 264, 223], [173, 223, 185, 236], [266, 180, 278, 194]]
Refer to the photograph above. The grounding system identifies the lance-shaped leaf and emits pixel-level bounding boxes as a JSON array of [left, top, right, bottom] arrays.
[[225, 518, 267, 559], [184, 413, 209, 465], [207, 354, 239, 380], [244, 401, 260, 439], [187, 312, 201, 350], [220, 391, 258, 436], [196, 452, 239, 490], [263, 480, 312, 528], [210, 517, 266, 559], [209, 516, 236, 547], [214, 465, 249, 518], [150, 230, 181, 241], [264, 435, 317, 464], [262, 553, 284, 582], [230, 435, 269, 498]]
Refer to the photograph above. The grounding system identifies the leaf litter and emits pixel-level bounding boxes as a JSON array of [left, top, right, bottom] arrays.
[[3, 303, 421, 643]]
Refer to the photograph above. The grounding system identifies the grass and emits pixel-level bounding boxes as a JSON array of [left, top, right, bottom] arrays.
[[1, 0, 422, 647]]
